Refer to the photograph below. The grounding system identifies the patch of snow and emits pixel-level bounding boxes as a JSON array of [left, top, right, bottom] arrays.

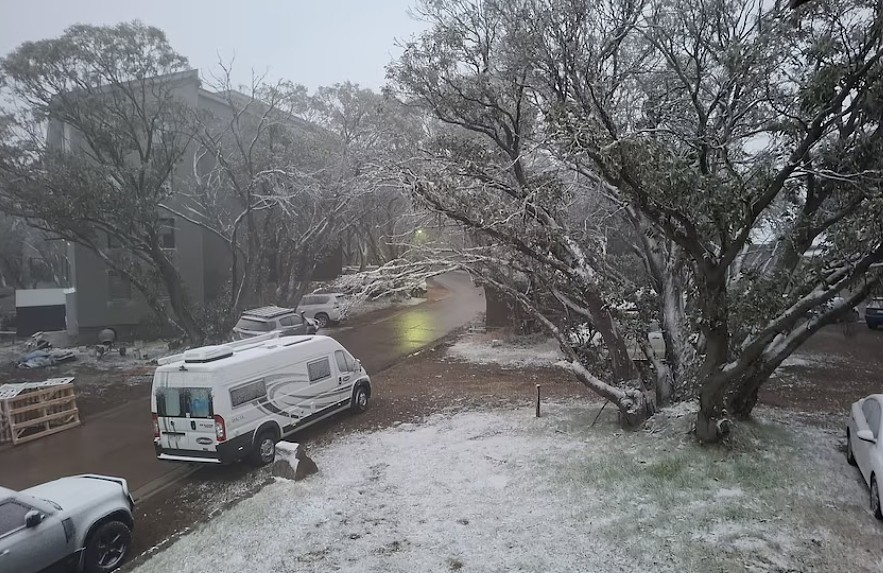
[[660, 400, 699, 418], [0, 342, 23, 364], [778, 352, 844, 370], [0, 339, 170, 372], [779, 354, 816, 368], [446, 333, 564, 368], [130, 404, 883, 573]]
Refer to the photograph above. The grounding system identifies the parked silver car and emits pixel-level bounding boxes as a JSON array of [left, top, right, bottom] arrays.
[[232, 306, 318, 340], [846, 394, 883, 520], [0, 474, 135, 573], [296, 293, 346, 328]]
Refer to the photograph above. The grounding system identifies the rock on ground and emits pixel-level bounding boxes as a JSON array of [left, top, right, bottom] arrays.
[[270, 442, 318, 481]]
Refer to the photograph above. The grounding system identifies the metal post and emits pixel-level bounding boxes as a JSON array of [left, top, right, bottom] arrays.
[[535, 384, 541, 418]]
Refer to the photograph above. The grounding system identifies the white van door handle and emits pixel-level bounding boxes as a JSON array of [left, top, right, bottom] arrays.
[[339, 375, 351, 383]]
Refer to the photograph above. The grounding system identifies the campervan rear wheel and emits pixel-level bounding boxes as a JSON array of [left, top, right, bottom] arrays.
[[352, 386, 369, 413], [250, 432, 277, 466]]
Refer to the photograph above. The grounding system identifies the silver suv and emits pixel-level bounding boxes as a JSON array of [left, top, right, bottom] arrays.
[[232, 306, 319, 340], [296, 293, 346, 328], [0, 474, 135, 573]]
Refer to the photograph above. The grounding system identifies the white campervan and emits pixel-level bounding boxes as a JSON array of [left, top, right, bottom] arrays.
[[151, 334, 371, 466]]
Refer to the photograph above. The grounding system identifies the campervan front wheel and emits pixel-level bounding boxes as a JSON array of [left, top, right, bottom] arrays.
[[250, 432, 277, 466], [352, 386, 369, 413]]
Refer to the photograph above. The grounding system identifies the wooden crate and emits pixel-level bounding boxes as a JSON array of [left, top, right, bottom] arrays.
[[0, 378, 80, 446]]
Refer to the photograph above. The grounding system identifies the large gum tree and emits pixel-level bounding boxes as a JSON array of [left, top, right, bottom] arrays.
[[389, 0, 883, 441]]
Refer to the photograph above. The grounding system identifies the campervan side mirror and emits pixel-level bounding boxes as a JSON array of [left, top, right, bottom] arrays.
[[25, 510, 44, 528], [857, 429, 876, 444]]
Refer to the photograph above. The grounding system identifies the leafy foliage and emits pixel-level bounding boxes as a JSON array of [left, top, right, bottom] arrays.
[[390, 0, 883, 439]]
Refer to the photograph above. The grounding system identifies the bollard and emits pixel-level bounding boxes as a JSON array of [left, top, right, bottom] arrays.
[[535, 384, 541, 418]]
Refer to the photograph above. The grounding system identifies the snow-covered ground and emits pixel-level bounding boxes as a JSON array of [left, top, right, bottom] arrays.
[[0, 338, 170, 370], [446, 333, 564, 368], [130, 404, 883, 573], [778, 351, 845, 369]]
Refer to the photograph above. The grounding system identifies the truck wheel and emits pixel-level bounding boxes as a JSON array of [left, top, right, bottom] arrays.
[[83, 521, 131, 573], [352, 385, 369, 413], [314, 313, 330, 329], [250, 431, 277, 466]]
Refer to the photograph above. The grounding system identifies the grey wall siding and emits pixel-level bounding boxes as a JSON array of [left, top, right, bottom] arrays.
[[70, 243, 146, 329]]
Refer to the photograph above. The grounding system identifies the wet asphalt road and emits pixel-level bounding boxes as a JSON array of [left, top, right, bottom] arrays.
[[331, 273, 484, 373], [0, 272, 483, 494]]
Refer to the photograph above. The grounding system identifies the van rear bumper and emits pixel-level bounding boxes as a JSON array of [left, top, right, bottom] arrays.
[[157, 452, 222, 464], [155, 433, 253, 464]]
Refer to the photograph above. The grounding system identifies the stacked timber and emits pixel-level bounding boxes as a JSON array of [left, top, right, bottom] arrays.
[[0, 377, 80, 446]]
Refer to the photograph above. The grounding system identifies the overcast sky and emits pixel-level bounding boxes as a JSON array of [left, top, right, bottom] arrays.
[[0, 0, 427, 92]]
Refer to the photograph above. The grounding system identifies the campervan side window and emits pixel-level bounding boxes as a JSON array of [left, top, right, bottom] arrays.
[[156, 387, 213, 418], [230, 379, 267, 408], [307, 357, 331, 383]]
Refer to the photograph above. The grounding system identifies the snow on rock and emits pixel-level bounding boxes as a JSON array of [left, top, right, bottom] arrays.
[[270, 442, 318, 481], [130, 404, 883, 573], [446, 332, 563, 368]]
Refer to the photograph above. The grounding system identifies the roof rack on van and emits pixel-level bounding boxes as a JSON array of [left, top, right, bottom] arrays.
[[241, 305, 295, 319], [156, 331, 284, 366]]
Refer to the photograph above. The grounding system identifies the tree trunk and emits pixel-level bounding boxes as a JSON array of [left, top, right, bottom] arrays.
[[152, 246, 205, 344], [726, 360, 779, 420], [569, 360, 656, 428], [695, 371, 732, 443], [621, 388, 657, 428], [695, 402, 732, 443], [728, 385, 761, 420], [696, 359, 773, 440], [655, 366, 674, 406], [697, 272, 730, 379], [584, 294, 641, 383]]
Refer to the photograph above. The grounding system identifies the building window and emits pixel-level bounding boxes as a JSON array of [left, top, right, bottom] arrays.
[[159, 218, 176, 249], [107, 270, 131, 301]]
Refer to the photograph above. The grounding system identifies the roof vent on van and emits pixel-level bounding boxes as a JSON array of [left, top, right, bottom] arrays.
[[183, 346, 234, 363]]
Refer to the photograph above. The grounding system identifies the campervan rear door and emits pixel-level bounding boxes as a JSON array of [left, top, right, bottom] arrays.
[[154, 371, 218, 453]]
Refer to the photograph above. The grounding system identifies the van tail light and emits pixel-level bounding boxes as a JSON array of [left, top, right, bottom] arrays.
[[214, 415, 227, 442], [152, 413, 160, 439]]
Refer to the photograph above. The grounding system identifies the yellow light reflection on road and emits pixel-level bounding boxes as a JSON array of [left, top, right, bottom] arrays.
[[394, 308, 436, 354]]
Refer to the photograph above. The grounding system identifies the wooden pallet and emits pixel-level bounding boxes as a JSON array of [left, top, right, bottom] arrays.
[[0, 379, 80, 446]]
